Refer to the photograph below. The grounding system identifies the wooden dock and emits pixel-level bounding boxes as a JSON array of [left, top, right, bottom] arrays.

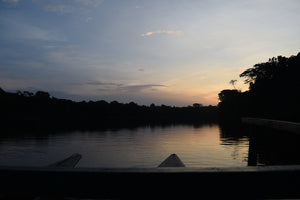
[[242, 117, 300, 134]]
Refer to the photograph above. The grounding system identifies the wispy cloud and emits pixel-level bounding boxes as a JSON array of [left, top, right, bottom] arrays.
[[85, 17, 93, 23], [86, 81, 123, 87], [44, 3, 73, 14], [43, 44, 79, 54], [62, 49, 76, 54], [37, 0, 104, 14], [86, 81, 166, 93], [2, 0, 19, 6], [121, 84, 166, 92], [4, 19, 66, 41], [61, 44, 79, 54], [2, 0, 19, 3], [141, 30, 182, 37], [75, 0, 104, 7]]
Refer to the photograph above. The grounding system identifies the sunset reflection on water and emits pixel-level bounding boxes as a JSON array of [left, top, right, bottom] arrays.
[[0, 124, 250, 168]]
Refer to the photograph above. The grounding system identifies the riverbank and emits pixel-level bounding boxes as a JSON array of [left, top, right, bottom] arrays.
[[0, 88, 218, 132]]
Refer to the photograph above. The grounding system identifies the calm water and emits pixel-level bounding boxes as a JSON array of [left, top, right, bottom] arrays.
[[0, 124, 252, 168], [2, 123, 300, 168]]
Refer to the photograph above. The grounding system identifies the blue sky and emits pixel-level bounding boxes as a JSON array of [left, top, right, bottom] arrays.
[[1, 0, 299, 106]]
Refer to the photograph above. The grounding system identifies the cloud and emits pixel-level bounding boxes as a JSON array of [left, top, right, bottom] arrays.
[[86, 81, 123, 87], [37, 0, 104, 14], [68, 44, 80, 48], [141, 30, 182, 37], [2, 18, 66, 42], [44, 3, 73, 14], [61, 49, 76, 54], [21, 25, 66, 41], [1, 0, 19, 7], [86, 17, 93, 23], [2, 0, 19, 3], [121, 84, 166, 92], [75, 0, 104, 7], [60, 44, 79, 54], [86, 80, 166, 93], [42, 44, 79, 55]]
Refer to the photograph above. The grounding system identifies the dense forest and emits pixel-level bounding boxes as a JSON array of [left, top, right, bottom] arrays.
[[218, 52, 300, 122], [0, 88, 217, 130]]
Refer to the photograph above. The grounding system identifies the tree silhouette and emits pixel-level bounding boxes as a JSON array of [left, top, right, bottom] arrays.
[[0, 88, 218, 131], [35, 91, 50, 98], [229, 80, 237, 89], [219, 52, 300, 122]]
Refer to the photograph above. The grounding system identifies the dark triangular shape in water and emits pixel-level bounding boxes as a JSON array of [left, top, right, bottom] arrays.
[[158, 153, 185, 167]]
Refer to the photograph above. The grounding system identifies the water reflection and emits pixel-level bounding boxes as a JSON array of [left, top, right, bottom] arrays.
[[218, 122, 300, 166], [0, 123, 252, 168], [1, 123, 300, 168], [251, 126, 300, 166], [219, 122, 249, 165]]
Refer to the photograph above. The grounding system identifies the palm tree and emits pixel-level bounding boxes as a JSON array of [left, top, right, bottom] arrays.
[[229, 80, 237, 89]]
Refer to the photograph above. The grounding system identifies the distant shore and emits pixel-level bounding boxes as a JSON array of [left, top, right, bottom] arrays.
[[0, 88, 218, 132]]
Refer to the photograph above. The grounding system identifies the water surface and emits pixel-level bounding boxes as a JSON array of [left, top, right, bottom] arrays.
[[0, 124, 251, 167]]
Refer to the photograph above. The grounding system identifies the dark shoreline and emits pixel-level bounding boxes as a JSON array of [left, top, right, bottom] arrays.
[[0, 88, 218, 133]]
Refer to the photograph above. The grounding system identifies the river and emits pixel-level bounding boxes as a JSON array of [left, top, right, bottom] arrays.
[[1, 123, 300, 167]]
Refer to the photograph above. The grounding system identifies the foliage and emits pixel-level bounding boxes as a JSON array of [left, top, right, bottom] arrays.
[[218, 52, 300, 122], [0, 89, 218, 131]]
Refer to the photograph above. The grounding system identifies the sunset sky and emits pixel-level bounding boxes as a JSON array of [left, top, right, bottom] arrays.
[[0, 0, 299, 106]]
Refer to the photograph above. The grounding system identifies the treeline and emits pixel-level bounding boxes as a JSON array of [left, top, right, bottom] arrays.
[[218, 52, 300, 122], [0, 88, 218, 130]]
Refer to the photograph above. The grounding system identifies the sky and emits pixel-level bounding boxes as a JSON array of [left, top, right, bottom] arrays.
[[0, 0, 299, 106]]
